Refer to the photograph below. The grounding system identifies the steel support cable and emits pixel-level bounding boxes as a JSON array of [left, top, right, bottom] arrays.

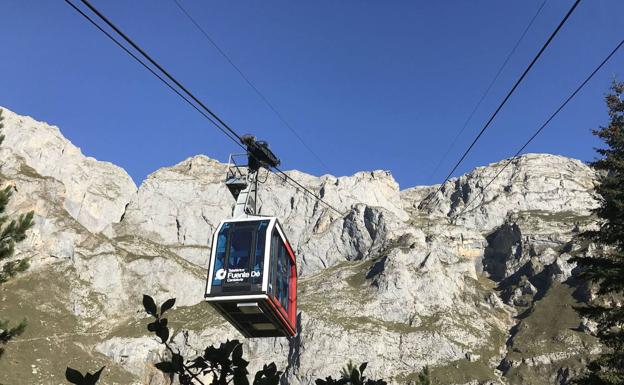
[[427, 0, 548, 181], [453, 38, 624, 221], [62, 0, 243, 148], [77, 0, 244, 143], [422, 0, 581, 210], [171, 0, 332, 173], [274, 169, 343, 216], [64, 0, 345, 216], [272, 167, 344, 215]]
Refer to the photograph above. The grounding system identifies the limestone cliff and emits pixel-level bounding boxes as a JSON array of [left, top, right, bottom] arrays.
[[0, 107, 601, 385]]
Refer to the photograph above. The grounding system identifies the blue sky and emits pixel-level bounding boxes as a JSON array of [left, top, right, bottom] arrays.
[[1, 1, 623, 189]]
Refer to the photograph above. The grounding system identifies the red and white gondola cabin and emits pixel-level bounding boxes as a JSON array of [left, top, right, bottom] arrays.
[[205, 216, 297, 338]]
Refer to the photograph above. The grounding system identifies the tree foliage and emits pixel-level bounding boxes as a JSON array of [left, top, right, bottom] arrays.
[[572, 81, 624, 384], [67, 295, 283, 385], [65, 367, 105, 385], [142, 294, 283, 385], [67, 295, 390, 385], [0, 108, 35, 359], [315, 360, 387, 385]]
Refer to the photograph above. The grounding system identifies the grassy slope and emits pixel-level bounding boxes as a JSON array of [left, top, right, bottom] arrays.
[[0, 268, 136, 385], [503, 282, 599, 385]]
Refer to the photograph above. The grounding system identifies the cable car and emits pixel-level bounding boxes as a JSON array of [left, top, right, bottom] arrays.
[[205, 217, 297, 337], [205, 136, 297, 338]]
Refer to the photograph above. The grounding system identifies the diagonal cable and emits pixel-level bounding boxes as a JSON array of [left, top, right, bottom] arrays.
[[427, 0, 548, 181], [454, 38, 624, 220], [62, 0, 243, 148], [64, 0, 344, 216], [171, 0, 332, 173], [423, 0, 581, 210]]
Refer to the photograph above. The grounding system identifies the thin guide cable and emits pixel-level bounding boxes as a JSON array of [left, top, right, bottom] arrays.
[[171, 0, 332, 173], [65, 0, 345, 216], [454, 38, 624, 220], [424, 0, 581, 210], [428, 0, 548, 181]]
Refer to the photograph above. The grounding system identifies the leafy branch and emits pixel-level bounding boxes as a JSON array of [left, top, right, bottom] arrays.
[[64, 295, 392, 385], [315, 361, 387, 385], [143, 294, 281, 385]]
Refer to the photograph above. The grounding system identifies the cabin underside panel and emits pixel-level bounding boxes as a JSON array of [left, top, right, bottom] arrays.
[[208, 298, 295, 338]]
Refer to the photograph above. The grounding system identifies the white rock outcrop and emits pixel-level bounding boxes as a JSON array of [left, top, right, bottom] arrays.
[[0, 107, 602, 385], [0, 108, 137, 233]]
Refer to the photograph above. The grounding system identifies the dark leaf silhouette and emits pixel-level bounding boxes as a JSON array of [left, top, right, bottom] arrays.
[[65, 367, 84, 384], [253, 362, 282, 385], [84, 367, 105, 385], [68, 294, 388, 385], [233, 366, 250, 385], [142, 294, 157, 317], [232, 344, 246, 367], [160, 298, 176, 314], [187, 356, 208, 370], [171, 353, 184, 372], [155, 361, 176, 373], [155, 319, 169, 343], [65, 366, 105, 385]]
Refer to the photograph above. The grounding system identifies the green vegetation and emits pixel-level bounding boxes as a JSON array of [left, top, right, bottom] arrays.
[[571, 81, 624, 385], [315, 360, 386, 385], [514, 210, 593, 224], [0, 109, 35, 360], [503, 283, 599, 385], [67, 295, 389, 385], [0, 269, 134, 384]]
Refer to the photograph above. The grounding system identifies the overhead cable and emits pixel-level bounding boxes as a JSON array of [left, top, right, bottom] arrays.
[[427, 0, 548, 181], [62, 0, 243, 147], [76, 0, 244, 143], [64, 0, 345, 216], [171, 0, 332, 173], [454, 37, 624, 220], [423, 0, 581, 209]]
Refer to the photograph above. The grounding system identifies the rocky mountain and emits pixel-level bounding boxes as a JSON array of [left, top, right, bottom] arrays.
[[0, 107, 602, 385]]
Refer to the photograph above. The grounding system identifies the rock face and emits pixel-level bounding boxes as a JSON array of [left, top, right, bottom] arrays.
[[0, 107, 602, 385], [0, 109, 137, 233]]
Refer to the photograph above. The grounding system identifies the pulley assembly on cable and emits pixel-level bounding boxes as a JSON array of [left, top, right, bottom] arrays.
[[204, 136, 297, 338]]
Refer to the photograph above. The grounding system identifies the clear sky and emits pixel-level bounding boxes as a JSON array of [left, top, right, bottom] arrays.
[[1, 1, 623, 189]]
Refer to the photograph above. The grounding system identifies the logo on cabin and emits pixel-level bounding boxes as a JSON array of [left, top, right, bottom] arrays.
[[215, 268, 261, 282], [215, 268, 227, 280], [227, 268, 250, 282]]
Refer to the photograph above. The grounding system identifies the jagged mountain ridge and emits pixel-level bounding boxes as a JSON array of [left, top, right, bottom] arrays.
[[0, 107, 601, 385]]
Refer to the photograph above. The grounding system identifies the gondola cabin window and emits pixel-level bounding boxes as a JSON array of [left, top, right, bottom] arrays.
[[211, 223, 230, 287], [229, 229, 251, 269], [209, 220, 268, 293], [269, 230, 290, 313], [253, 221, 268, 285], [268, 228, 297, 324]]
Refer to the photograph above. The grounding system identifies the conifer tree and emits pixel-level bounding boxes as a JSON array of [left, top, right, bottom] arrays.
[[572, 82, 624, 384], [0, 109, 35, 359]]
